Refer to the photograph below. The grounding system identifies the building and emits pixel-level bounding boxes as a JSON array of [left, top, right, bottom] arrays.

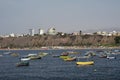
[[38, 29, 44, 35], [96, 31, 108, 36], [47, 27, 57, 35], [73, 32, 80, 35], [9, 33, 15, 37], [29, 29, 34, 36]]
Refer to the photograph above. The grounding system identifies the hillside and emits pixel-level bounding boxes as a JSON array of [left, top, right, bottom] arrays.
[[0, 34, 118, 49]]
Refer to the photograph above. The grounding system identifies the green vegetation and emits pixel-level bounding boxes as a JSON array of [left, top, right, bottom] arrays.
[[114, 36, 120, 45]]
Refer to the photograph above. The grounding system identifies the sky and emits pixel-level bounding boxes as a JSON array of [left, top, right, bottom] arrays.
[[0, 0, 120, 35]]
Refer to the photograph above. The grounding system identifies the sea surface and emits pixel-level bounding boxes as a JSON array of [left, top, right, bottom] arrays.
[[0, 49, 120, 80]]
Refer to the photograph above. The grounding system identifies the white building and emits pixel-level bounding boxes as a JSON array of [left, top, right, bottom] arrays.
[[38, 29, 44, 35], [9, 33, 15, 37], [73, 32, 80, 35], [96, 31, 108, 36], [47, 27, 57, 35], [29, 29, 34, 36]]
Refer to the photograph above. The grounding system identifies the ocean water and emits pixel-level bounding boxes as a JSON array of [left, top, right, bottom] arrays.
[[0, 49, 120, 80]]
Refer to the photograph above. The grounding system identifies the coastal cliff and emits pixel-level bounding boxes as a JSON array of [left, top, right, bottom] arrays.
[[0, 35, 119, 49]]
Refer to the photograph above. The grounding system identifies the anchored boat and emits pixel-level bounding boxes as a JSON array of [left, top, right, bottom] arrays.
[[16, 61, 29, 67], [76, 61, 94, 65]]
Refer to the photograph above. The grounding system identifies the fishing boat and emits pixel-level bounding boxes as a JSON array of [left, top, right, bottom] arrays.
[[20, 57, 30, 61], [27, 53, 37, 57], [3, 51, 12, 55], [76, 61, 94, 65], [10, 53, 19, 57], [21, 58, 30, 61], [98, 54, 107, 58], [52, 55, 60, 57], [85, 51, 96, 56], [16, 61, 29, 67], [29, 55, 41, 60], [64, 57, 76, 61], [76, 55, 94, 65], [38, 52, 48, 57], [60, 52, 69, 56], [107, 56, 116, 59]]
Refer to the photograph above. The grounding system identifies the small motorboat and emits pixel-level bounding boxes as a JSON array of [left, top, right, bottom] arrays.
[[21, 57, 30, 61], [107, 56, 116, 59], [76, 61, 94, 65], [3, 51, 12, 55], [52, 55, 60, 57], [20, 55, 30, 61], [59, 56, 70, 59], [27, 53, 37, 57], [38, 52, 48, 57], [60, 52, 69, 56], [16, 61, 29, 67], [29, 55, 41, 60], [99, 54, 107, 58], [10, 53, 19, 57], [64, 57, 76, 61]]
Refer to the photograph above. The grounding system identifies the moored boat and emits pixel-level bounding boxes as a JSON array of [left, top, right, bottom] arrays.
[[107, 56, 116, 59], [29, 55, 41, 60], [76, 61, 94, 65], [64, 57, 76, 61], [27, 53, 37, 57], [21, 57, 30, 61], [60, 52, 69, 56], [16, 61, 29, 67], [10, 53, 19, 57], [38, 52, 48, 57], [3, 51, 12, 55], [52, 55, 60, 57]]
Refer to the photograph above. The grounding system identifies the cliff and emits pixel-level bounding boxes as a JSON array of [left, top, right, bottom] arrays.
[[0, 35, 118, 49]]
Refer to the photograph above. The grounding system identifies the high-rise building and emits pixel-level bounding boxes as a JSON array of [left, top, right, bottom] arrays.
[[29, 29, 34, 36]]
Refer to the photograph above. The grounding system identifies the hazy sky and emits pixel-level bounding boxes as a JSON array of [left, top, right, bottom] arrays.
[[0, 0, 120, 34]]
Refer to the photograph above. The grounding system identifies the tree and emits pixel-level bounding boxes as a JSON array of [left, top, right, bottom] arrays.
[[114, 36, 120, 44]]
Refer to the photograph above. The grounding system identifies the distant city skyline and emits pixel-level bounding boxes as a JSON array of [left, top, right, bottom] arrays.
[[0, 0, 120, 35]]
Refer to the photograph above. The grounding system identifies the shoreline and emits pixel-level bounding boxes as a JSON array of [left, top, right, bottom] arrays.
[[0, 46, 120, 51]]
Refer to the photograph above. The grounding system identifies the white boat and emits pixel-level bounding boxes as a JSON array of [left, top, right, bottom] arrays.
[[20, 55, 30, 61], [27, 53, 37, 57], [107, 56, 115, 59], [21, 58, 30, 61], [3, 52, 12, 54]]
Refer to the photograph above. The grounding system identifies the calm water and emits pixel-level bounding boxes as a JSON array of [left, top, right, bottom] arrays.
[[0, 49, 120, 80]]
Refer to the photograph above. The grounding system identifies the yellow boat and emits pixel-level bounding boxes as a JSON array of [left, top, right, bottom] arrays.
[[76, 61, 94, 65], [64, 57, 76, 61]]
